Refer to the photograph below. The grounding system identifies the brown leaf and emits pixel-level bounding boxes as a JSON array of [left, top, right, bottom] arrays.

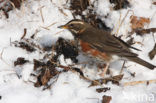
[[102, 95, 112, 103], [35, 67, 59, 87], [130, 16, 150, 30], [41, 69, 52, 85]]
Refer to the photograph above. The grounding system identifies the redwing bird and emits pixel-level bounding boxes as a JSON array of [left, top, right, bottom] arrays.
[[58, 19, 155, 76]]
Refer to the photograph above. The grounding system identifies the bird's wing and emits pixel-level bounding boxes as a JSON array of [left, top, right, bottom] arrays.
[[112, 35, 141, 51], [90, 42, 137, 57], [87, 30, 138, 57]]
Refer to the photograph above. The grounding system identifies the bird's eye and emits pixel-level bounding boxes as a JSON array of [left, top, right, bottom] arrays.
[[69, 24, 74, 27]]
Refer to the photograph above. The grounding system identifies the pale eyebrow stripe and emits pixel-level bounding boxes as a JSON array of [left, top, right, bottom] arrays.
[[69, 21, 84, 25]]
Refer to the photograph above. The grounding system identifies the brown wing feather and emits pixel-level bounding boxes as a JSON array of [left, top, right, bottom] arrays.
[[78, 27, 138, 58]]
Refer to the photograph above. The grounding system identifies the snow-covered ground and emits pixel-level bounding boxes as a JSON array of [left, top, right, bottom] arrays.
[[0, 0, 156, 103]]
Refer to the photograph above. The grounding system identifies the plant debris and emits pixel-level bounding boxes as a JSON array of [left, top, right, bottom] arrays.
[[102, 95, 112, 103], [129, 72, 136, 77], [12, 36, 111, 89], [149, 43, 156, 60], [134, 28, 156, 36], [21, 28, 27, 40], [130, 16, 153, 36], [72, 67, 84, 77], [14, 57, 29, 66], [33, 59, 46, 71], [96, 87, 111, 93], [0, 0, 23, 18], [54, 37, 79, 63], [124, 79, 156, 86], [13, 36, 81, 88], [130, 16, 150, 30], [126, 37, 135, 45], [70, 0, 90, 14], [34, 60, 59, 87], [13, 41, 36, 52], [109, 0, 130, 10], [90, 74, 124, 86]]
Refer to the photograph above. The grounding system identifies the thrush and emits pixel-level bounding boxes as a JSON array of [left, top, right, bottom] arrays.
[[58, 19, 155, 73]]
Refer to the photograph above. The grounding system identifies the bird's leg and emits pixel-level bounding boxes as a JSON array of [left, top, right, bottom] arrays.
[[99, 63, 110, 77]]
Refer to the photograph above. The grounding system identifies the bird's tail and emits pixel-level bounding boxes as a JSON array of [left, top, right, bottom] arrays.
[[127, 56, 155, 70]]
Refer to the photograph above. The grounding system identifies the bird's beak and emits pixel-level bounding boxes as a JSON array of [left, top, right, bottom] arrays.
[[58, 25, 68, 29]]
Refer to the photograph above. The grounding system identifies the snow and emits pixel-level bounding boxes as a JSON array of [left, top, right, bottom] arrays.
[[0, 0, 156, 103]]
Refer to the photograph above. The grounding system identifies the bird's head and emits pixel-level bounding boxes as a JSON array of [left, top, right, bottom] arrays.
[[58, 19, 89, 36]]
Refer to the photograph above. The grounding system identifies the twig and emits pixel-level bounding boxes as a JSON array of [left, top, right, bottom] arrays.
[[69, 61, 88, 67], [51, 46, 55, 58], [58, 8, 68, 17], [124, 79, 156, 86], [134, 41, 144, 46], [30, 29, 40, 39], [40, 26, 50, 30], [113, 11, 121, 35], [20, 28, 27, 40], [115, 10, 134, 36], [0, 49, 11, 67], [120, 60, 126, 74], [41, 22, 57, 30], [39, 6, 45, 23], [49, 0, 68, 17], [20, 0, 25, 17], [54, 30, 64, 35]]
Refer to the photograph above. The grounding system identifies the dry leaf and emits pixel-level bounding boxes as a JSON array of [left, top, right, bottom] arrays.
[[102, 95, 112, 103], [130, 16, 150, 30]]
